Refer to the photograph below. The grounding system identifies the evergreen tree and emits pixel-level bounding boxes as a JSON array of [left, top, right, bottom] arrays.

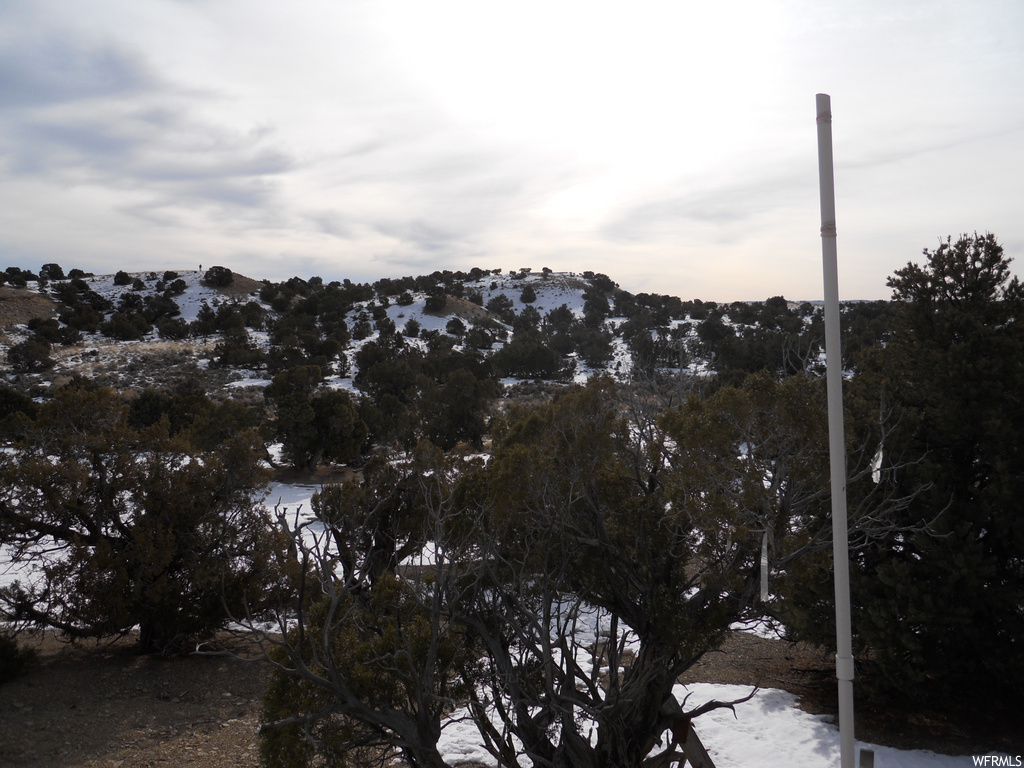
[[6, 336, 54, 372], [0, 383, 283, 652], [265, 367, 366, 470], [786, 233, 1024, 704], [257, 375, 873, 768], [863, 233, 1024, 701]]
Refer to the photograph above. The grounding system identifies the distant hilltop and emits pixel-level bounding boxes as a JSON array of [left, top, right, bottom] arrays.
[[1, 263, 892, 398]]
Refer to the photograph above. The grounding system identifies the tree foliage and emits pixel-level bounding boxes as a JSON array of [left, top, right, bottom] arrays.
[[260, 445, 478, 768], [827, 233, 1024, 702], [0, 383, 286, 652], [265, 366, 367, 470], [254, 375, 902, 767], [203, 265, 235, 287]]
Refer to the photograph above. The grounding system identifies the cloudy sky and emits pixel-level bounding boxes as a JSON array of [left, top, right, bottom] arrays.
[[1, 0, 1022, 301]]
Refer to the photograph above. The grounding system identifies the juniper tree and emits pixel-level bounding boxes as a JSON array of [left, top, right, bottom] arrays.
[[837, 233, 1024, 702], [265, 366, 367, 470], [255, 375, 905, 767], [0, 382, 285, 652]]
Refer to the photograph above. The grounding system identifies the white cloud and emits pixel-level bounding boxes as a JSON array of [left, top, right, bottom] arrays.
[[2, 0, 1023, 299]]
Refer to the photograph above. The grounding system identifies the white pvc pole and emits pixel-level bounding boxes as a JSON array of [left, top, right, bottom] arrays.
[[816, 92, 856, 768]]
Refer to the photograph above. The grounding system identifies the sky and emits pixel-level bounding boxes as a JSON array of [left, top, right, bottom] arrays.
[[1, 0, 1022, 301]]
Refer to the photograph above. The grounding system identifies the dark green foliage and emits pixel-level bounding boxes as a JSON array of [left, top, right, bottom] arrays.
[[418, 368, 498, 449], [0, 632, 36, 683], [265, 367, 367, 469], [29, 317, 79, 346], [375, 314, 396, 337], [126, 385, 261, 453], [689, 298, 822, 377], [464, 324, 493, 350], [511, 304, 541, 338], [519, 283, 536, 303], [783, 233, 1024, 705], [491, 338, 575, 380], [213, 327, 265, 369], [423, 293, 446, 312], [445, 316, 466, 337], [113, 270, 131, 286], [573, 324, 614, 367], [240, 300, 266, 329], [3, 268, 34, 287], [839, 301, 893, 370], [202, 265, 234, 287], [260, 376, 841, 767], [485, 293, 514, 323], [100, 310, 151, 340], [543, 304, 575, 336], [0, 385, 36, 421], [314, 389, 369, 464], [584, 271, 617, 292], [860, 234, 1024, 702], [156, 317, 190, 340], [0, 383, 284, 652], [190, 303, 217, 338], [142, 293, 181, 323], [59, 303, 104, 333], [350, 313, 372, 341], [40, 263, 65, 281], [260, 448, 479, 768], [582, 290, 610, 328], [402, 318, 421, 338], [0, 385, 37, 441], [24, 318, 55, 341], [53, 276, 111, 332], [353, 342, 499, 450], [6, 336, 54, 372]]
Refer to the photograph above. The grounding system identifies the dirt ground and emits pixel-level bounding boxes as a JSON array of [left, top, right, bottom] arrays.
[[2, 629, 1020, 768], [0, 633, 267, 767], [0, 286, 57, 339]]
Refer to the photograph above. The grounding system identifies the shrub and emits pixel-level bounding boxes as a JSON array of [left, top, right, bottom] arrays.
[[0, 384, 287, 653], [0, 632, 36, 683], [6, 337, 54, 372], [424, 293, 447, 313], [40, 263, 65, 281], [203, 266, 234, 287]]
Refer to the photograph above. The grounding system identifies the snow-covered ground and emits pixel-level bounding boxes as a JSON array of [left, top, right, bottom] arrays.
[[438, 682, 1000, 767], [0, 277, 1002, 764], [1, 479, 1010, 766], [4, 267, 810, 391], [251, 482, 1007, 767]]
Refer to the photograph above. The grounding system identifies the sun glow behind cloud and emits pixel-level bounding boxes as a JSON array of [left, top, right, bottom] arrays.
[[1, 0, 1023, 300]]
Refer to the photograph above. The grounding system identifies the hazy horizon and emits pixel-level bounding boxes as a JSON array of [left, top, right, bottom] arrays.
[[2, 0, 1022, 302]]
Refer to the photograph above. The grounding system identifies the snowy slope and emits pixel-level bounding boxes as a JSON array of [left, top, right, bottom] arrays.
[[435, 682, 995, 768]]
